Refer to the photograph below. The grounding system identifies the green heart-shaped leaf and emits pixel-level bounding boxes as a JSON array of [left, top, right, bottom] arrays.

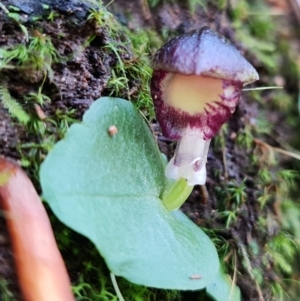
[[40, 97, 219, 290]]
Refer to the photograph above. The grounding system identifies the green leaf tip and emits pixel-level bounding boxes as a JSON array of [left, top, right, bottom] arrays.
[[40, 97, 219, 290], [206, 268, 241, 301]]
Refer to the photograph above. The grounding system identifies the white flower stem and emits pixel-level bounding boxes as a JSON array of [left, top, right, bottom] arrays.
[[110, 273, 125, 301], [165, 127, 211, 185]]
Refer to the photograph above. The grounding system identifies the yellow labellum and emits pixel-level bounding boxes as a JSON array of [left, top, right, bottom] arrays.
[[163, 74, 223, 114]]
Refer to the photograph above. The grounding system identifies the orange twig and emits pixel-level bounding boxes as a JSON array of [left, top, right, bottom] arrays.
[[0, 157, 75, 301]]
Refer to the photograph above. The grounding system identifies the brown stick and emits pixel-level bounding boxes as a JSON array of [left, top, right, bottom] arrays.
[[0, 158, 75, 301]]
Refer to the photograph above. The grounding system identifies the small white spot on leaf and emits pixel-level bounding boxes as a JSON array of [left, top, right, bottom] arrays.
[[190, 274, 202, 279], [108, 125, 118, 136]]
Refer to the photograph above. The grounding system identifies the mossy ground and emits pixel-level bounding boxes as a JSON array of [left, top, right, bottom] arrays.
[[1, 0, 300, 300]]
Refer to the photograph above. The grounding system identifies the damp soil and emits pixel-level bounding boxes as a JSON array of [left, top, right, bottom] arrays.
[[0, 0, 299, 300]]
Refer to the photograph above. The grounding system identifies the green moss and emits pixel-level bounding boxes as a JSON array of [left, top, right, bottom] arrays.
[[0, 85, 30, 124], [87, 3, 158, 117], [0, 279, 17, 301], [0, 30, 59, 80]]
